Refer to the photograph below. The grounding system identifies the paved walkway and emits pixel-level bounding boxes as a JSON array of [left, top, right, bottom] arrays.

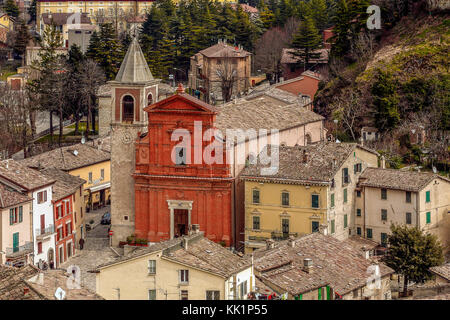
[[60, 206, 118, 293]]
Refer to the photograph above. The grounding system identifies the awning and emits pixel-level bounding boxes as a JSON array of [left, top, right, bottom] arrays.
[[89, 182, 111, 193]]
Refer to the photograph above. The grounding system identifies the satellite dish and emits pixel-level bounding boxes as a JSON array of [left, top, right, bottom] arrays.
[[81, 137, 85, 144]]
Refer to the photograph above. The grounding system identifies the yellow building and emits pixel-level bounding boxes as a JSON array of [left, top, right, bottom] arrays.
[[20, 137, 111, 213], [95, 231, 254, 300], [0, 11, 13, 29], [241, 143, 379, 253]]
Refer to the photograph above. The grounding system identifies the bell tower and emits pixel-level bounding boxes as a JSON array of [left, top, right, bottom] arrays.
[[109, 36, 160, 245]]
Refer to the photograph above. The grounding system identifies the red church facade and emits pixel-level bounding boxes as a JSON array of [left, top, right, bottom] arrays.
[[133, 88, 233, 246]]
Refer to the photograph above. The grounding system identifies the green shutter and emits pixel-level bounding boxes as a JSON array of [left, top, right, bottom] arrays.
[[326, 286, 331, 300], [318, 287, 322, 300], [13, 232, 19, 252], [331, 220, 335, 234], [426, 212, 431, 224], [331, 194, 334, 207], [344, 188, 347, 203], [10, 209, 14, 225], [426, 191, 430, 203], [344, 214, 348, 228], [19, 206, 23, 222]]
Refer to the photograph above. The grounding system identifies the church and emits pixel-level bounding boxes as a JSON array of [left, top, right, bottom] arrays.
[[99, 37, 326, 249]]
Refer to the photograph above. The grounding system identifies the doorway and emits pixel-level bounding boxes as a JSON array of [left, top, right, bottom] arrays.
[[174, 209, 189, 237]]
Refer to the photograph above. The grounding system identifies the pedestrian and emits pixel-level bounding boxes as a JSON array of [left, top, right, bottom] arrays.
[[79, 237, 85, 250]]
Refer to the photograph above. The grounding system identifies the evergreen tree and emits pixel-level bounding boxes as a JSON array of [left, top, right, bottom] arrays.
[[12, 19, 31, 65], [291, 15, 322, 69], [385, 224, 444, 296], [3, 0, 19, 18], [259, 0, 276, 30], [310, 0, 328, 31], [371, 69, 400, 132]]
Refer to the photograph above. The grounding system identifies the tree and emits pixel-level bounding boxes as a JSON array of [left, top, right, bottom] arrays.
[[28, 0, 37, 22], [3, 0, 19, 18], [12, 19, 31, 65], [291, 15, 322, 70], [371, 69, 400, 132], [216, 51, 238, 103], [254, 27, 289, 82], [384, 224, 444, 296]]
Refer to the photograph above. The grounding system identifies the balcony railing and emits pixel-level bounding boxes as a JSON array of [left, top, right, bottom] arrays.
[[6, 241, 33, 257], [35, 224, 55, 239]]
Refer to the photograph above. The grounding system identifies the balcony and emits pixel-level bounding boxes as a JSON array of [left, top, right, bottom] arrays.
[[6, 242, 33, 258], [35, 224, 55, 240]]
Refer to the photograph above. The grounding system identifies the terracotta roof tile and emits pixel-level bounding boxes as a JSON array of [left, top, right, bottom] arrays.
[[281, 48, 329, 64], [0, 159, 55, 191], [241, 143, 363, 184], [430, 263, 450, 281], [199, 42, 251, 58], [39, 168, 86, 201], [19, 142, 110, 172], [0, 264, 44, 300], [359, 167, 448, 192], [253, 233, 394, 296], [0, 183, 32, 208]]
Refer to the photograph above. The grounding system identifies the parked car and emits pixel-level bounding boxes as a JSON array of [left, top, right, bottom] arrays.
[[101, 212, 111, 225]]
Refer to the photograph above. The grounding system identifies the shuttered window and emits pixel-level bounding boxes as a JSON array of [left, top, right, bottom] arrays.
[[252, 216, 260, 230], [148, 260, 156, 274], [281, 192, 289, 206], [343, 188, 347, 203], [357, 208, 361, 217], [330, 194, 335, 207], [381, 209, 387, 221], [331, 220, 335, 234], [252, 189, 260, 204], [426, 212, 431, 224], [344, 214, 348, 228], [367, 228, 373, 239], [148, 289, 156, 300], [426, 191, 430, 203], [19, 206, 23, 222], [406, 212, 412, 224]]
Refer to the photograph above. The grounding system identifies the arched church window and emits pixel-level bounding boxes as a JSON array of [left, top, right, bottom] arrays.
[[122, 95, 134, 123], [305, 134, 312, 145], [147, 93, 153, 107]]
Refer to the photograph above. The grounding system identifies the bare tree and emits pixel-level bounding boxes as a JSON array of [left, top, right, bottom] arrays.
[[331, 90, 367, 141], [216, 52, 238, 103], [0, 84, 33, 157], [254, 27, 289, 82], [77, 59, 106, 137]]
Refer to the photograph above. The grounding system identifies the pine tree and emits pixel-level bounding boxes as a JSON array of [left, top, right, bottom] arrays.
[[310, 0, 328, 31], [13, 19, 31, 65], [291, 15, 322, 69], [259, 0, 276, 30]]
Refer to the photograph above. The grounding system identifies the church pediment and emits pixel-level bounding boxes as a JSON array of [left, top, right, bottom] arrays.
[[144, 93, 218, 114]]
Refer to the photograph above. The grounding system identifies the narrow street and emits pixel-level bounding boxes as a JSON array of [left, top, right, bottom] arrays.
[[60, 205, 119, 293]]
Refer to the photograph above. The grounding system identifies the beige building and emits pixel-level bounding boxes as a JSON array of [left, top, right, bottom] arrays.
[[356, 168, 450, 249], [253, 233, 394, 300], [188, 40, 252, 103], [241, 143, 379, 252], [40, 12, 92, 45], [94, 231, 254, 300], [429, 263, 450, 284], [0, 183, 33, 267]]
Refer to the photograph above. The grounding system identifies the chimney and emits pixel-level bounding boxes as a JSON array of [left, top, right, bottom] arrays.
[[191, 224, 200, 234], [380, 155, 386, 169], [319, 224, 328, 235], [182, 238, 189, 250], [302, 150, 308, 163], [288, 236, 296, 248], [176, 83, 184, 94], [23, 287, 30, 295], [303, 258, 313, 273], [266, 239, 275, 250]]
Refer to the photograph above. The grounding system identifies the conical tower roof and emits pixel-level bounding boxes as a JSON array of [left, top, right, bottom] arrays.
[[114, 37, 154, 83]]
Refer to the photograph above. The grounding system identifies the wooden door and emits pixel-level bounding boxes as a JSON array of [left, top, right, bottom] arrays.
[[174, 209, 188, 236], [40, 214, 45, 234]]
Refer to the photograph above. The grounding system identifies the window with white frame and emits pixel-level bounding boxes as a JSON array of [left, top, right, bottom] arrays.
[[179, 270, 189, 284], [148, 260, 156, 274]]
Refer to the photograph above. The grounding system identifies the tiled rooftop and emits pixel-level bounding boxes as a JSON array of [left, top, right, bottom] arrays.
[[0, 264, 44, 300], [19, 142, 110, 172], [39, 168, 86, 201], [430, 263, 450, 281], [253, 233, 394, 296], [215, 96, 323, 134], [359, 167, 448, 192], [26, 270, 104, 300], [96, 233, 251, 278], [241, 143, 370, 184], [280, 48, 329, 64], [0, 159, 55, 191], [199, 42, 251, 58], [0, 183, 32, 208]]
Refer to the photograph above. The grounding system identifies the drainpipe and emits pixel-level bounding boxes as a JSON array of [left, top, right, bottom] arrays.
[[416, 191, 420, 229]]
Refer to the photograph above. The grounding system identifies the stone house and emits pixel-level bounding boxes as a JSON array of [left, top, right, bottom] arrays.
[[356, 168, 450, 249], [188, 40, 252, 103], [94, 231, 254, 300], [241, 142, 379, 252], [252, 233, 394, 300]]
